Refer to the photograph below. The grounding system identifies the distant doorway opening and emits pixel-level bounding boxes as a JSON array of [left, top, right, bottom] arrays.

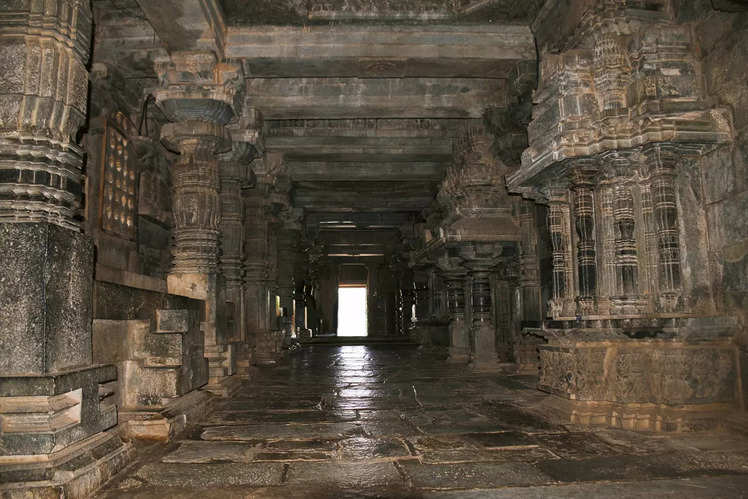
[[337, 286, 368, 337]]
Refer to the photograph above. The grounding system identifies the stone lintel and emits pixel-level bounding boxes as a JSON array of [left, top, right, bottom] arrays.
[[227, 24, 534, 78], [246, 78, 507, 119]]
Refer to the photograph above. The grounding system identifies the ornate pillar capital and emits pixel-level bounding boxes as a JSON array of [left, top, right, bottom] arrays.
[[154, 51, 243, 125]]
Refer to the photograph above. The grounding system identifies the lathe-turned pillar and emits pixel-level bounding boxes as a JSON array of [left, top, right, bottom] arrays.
[[155, 51, 242, 396]]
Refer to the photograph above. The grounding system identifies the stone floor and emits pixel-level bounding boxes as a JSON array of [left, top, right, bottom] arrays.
[[100, 343, 748, 498]]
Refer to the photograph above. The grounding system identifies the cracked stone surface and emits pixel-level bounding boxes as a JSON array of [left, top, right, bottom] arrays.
[[99, 344, 748, 497]]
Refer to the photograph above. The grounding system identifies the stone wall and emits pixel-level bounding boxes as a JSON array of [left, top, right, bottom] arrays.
[[679, 0, 748, 406]]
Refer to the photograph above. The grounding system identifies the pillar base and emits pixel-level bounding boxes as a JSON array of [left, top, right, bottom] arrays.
[[253, 330, 285, 366], [541, 396, 737, 432], [537, 324, 739, 431], [202, 374, 243, 398], [448, 349, 470, 363], [0, 430, 133, 499], [119, 390, 215, 442]]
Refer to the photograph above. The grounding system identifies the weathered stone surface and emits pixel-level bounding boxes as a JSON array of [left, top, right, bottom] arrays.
[[135, 462, 285, 487], [401, 461, 552, 489], [0, 224, 93, 375], [285, 462, 404, 489]]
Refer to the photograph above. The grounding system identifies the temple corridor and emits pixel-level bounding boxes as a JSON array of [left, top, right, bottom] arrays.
[[2, 0, 748, 497], [99, 343, 748, 498]]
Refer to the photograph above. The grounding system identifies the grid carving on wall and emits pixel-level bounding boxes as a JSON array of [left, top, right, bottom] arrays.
[[100, 112, 137, 240]]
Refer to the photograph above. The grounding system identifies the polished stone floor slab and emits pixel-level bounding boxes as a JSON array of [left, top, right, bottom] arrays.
[[99, 344, 748, 498]]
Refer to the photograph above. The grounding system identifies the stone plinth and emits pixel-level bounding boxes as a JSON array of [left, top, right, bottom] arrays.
[[537, 322, 740, 431], [0, 368, 131, 497], [92, 309, 209, 441]]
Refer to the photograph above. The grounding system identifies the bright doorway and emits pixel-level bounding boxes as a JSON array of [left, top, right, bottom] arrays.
[[337, 286, 368, 337]]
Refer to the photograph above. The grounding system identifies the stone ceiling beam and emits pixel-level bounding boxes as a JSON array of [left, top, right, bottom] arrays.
[[305, 212, 415, 229], [246, 77, 507, 119], [288, 160, 445, 182], [136, 0, 226, 55], [227, 25, 534, 78], [294, 190, 436, 212], [265, 136, 453, 156]]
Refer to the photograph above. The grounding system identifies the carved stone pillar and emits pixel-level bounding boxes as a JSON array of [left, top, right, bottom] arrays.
[[646, 144, 683, 313], [469, 269, 498, 370], [154, 51, 241, 395], [243, 168, 272, 365], [546, 188, 573, 318], [460, 243, 505, 371], [0, 1, 132, 492], [218, 134, 257, 381], [571, 164, 598, 315], [276, 215, 302, 342], [518, 200, 543, 325], [444, 272, 468, 361], [163, 121, 228, 274]]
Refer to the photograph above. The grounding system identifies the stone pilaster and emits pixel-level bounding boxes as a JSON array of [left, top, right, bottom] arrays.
[[154, 51, 242, 395], [0, 2, 132, 494]]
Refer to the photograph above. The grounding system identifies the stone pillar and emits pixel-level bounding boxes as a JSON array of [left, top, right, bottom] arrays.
[[219, 134, 257, 379], [0, 1, 132, 493], [547, 188, 574, 318], [243, 175, 272, 365], [444, 272, 469, 362], [245, 166, 285, 366], [647, 144, 683, 313], [571, 164, 598, 315], [518, 200, 543, 325], [277, 218, 302, 342], [154, 51, 241, 396], [469, 268, 499, 370]]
